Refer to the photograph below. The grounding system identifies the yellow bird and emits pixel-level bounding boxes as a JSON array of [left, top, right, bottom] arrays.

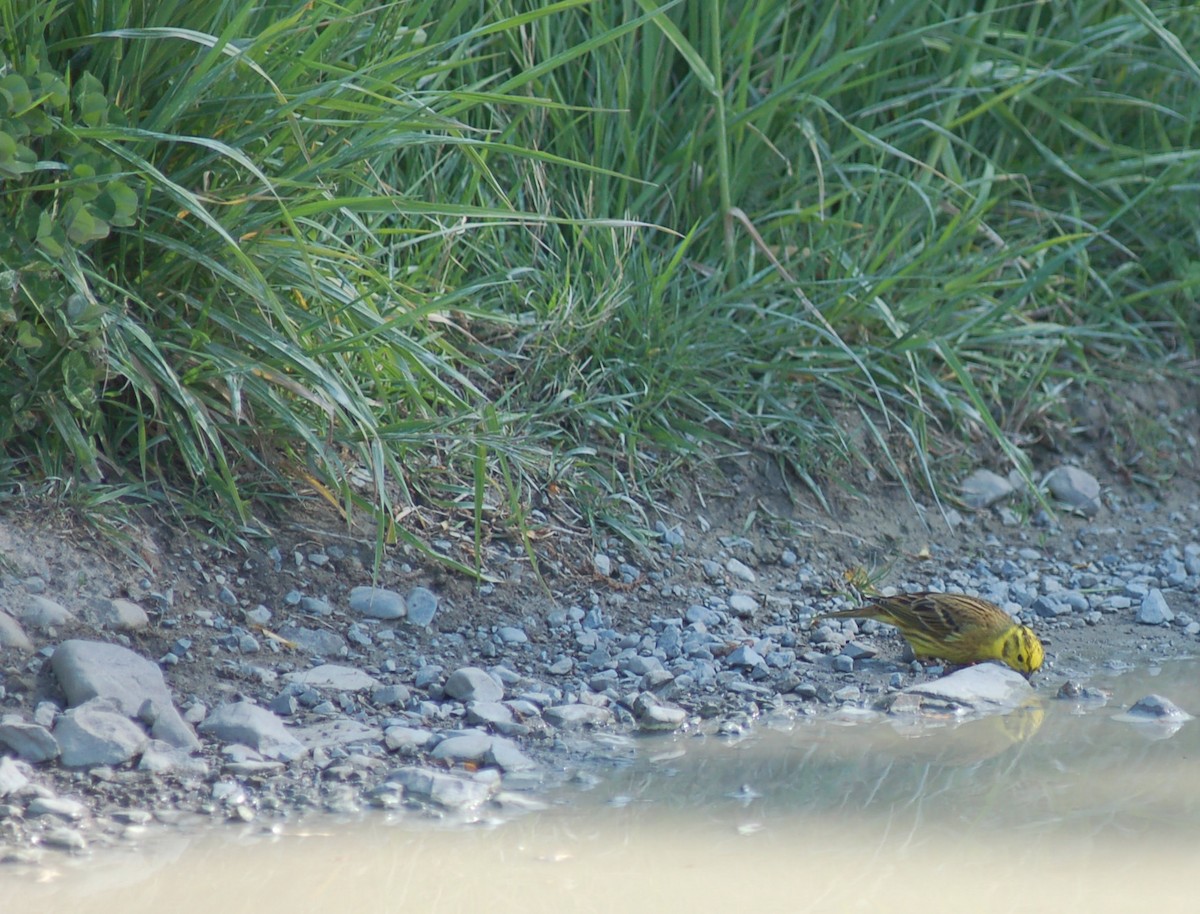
[[816, 591, 1044, 675]]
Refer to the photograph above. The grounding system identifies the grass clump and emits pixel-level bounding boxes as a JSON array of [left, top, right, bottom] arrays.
[[1, 0, 1197, 566]]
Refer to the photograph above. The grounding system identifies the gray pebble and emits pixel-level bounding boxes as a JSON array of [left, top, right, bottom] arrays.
[[405, 587, 439, 626], [726, 558, 757, 583], [960, 469, 1014, 508], [632, 692, 687, 731], [372, 684, 411, 708], [246, 605, 272, 625], [348, 586, 406, 620], [728, 593, 758, 618], [1121, 694, 1192, 721], [96, 594, 150, 628], [1136, 589, 1174, 625], [841, 641, 877, 661], [496, 626, 528, 645], [685, 605, 721, 626], [725, 646, 765, 669], [1043, 465, 1102, 515], [237, 634, 260, 654], [620, 655, 664, 675]]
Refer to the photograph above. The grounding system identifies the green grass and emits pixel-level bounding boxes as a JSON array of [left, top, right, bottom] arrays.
[[1, 0, 1197, 567]]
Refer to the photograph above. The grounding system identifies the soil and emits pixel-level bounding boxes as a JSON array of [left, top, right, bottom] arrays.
[[0, 378, 1198, 857]]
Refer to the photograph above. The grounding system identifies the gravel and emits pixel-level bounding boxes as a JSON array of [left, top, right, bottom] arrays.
[[0, 443, 1195, 863]]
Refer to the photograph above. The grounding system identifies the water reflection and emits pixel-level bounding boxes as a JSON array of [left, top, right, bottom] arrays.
[[7, 662, 1199, 913]]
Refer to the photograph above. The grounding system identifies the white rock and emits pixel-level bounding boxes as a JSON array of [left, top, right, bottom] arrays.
[[903, 664, 1034, 713]]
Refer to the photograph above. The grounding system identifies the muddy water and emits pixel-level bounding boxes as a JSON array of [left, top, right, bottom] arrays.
[[9, 661, 1200, 913]]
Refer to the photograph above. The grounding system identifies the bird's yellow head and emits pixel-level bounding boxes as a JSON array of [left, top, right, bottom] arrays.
[[998, 625, 1044, 675]]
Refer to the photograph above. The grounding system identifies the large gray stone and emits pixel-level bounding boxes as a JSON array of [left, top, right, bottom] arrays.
[[198, 701, 307, 762], [50, 640, 200, 750], [54, 697, 149, 767], [443, 667, 503, 702], [0, 714, 59, 762], [430, 731, 493, 764]]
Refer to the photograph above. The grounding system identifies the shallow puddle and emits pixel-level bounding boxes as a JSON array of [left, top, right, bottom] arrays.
[[8, 660, 1200, 913]]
